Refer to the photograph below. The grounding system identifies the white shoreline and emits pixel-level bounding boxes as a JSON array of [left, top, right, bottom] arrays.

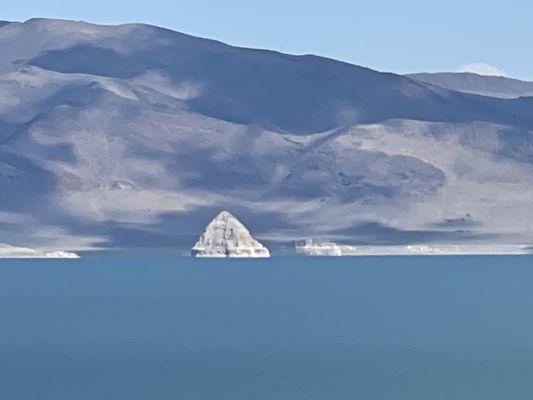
[[0, 244, 80, 259], [295, 240, 531, 257]]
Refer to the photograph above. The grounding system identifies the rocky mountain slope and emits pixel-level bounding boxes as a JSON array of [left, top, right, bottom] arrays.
[[408, 72, 533, 98], [1, 18, 533, 252]]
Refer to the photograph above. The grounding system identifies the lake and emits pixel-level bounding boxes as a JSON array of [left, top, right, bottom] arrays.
[[1, 255, 533, 399]]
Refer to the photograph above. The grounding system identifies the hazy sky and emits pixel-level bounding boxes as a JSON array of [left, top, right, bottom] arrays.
[[3, 0, 532, 80]]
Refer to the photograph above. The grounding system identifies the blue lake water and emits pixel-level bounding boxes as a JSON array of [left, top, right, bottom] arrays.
[[1, 255, 533, 399]]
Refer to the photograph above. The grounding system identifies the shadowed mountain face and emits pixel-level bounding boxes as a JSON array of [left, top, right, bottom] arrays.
[[0, 18, 533, 252], [29, 44, 533, 132], [408, 72, 533, 99], [12, 19, 533, 132]]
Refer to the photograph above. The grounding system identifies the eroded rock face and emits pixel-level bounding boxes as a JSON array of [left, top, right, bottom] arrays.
[[192, 211, 270, 258]]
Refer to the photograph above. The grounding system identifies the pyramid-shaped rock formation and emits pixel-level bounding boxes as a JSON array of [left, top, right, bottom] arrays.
[[191, 211, 270, 258]]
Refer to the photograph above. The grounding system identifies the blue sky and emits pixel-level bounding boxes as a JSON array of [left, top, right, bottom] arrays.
[[2, 0, 532, 80]]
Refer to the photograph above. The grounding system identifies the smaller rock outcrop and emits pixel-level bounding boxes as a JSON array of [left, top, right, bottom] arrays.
[[191, 211, 270, 258], [295, 239, 359, 256]]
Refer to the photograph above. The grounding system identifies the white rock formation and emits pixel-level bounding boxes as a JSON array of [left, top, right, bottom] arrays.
[[0, 243, 80, 258], [295, 239, 360, 256], [192, 211, 270, 258], [42, 250, 81, 259]]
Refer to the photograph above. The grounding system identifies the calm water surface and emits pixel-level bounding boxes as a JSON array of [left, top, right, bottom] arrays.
[[1, 255, 533, 399]]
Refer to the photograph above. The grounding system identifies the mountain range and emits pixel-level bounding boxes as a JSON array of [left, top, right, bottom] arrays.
[[1, 18, 532, 253]]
